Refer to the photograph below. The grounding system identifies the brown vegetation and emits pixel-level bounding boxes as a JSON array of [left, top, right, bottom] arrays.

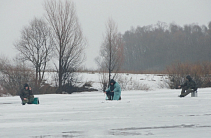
[[166, 62, 211, 89]]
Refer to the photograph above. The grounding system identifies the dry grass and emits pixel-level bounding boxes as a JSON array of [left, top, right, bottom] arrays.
[[165, 62, 211, 88]]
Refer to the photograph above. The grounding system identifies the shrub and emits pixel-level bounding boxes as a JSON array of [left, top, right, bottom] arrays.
[[165, 62, 211, 89], [39, 84, 57, 94], [116, 74, 151, 91], [0, 59, 35, 96]]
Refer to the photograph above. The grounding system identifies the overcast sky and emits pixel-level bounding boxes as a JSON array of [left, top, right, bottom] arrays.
[[0, 0, 211, 69]]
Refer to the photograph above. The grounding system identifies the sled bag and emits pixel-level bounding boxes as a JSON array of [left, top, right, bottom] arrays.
[[33, 97, 39, 104]]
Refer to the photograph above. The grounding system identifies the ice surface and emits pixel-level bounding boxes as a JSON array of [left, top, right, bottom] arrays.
[[1, 87, 211, 138]]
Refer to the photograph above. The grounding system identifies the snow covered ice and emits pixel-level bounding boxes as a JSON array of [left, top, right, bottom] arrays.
[[0, 73, 211, 137], [1, 88, 211, 138]]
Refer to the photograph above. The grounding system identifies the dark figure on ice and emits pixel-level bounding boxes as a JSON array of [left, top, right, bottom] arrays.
[[104, 79, 121, 100], [20, 83, 34, 105], [178, 75, 197, 97]]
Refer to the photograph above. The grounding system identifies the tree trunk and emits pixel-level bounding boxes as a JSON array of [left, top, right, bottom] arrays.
[[58, 48, 62, 94]]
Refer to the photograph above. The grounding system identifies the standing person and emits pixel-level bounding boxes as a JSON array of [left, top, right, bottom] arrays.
[[104, 79, 121, 100], [20, 83, 34, 105], [178, 75, 197, 97]]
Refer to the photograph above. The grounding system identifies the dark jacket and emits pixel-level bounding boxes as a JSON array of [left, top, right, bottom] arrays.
[[181, 76, 197, 91], [20, 88, 33, 100]]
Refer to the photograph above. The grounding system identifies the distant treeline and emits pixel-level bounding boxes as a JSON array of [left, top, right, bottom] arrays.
[[122, 21, 211, 71]]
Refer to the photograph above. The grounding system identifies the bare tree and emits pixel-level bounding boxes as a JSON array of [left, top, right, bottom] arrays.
[[96, 18, 124, 86], [0, 57, 35, 96], [14, 17, 54, 93], [44, 0, 86, 93], [98, 66, 108, 92]]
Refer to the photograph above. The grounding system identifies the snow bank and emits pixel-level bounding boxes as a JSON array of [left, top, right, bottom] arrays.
[[44, 72, 169, 91]]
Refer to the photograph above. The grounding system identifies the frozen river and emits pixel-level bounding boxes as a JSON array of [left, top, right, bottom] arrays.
[[1, 88, 211, 138]]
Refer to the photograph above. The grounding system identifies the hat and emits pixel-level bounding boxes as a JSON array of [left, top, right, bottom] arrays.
[[24, 83, 29, 88], [110, 79, 116, 83], [186, 75, 192, 81]]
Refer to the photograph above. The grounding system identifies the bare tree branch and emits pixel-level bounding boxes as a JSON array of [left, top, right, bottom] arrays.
[[14, 17, 55, 93], [95, 18, 124, 89], [44, 0, 86, 93]]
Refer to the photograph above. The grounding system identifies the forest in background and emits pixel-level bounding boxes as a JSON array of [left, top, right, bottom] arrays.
[[122, 21, 211, 71]]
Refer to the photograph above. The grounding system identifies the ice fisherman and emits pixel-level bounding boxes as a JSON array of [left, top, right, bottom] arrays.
[[20, 83, 34, 105], [178, 75, 197, 97], [104, 79, 121, 100]]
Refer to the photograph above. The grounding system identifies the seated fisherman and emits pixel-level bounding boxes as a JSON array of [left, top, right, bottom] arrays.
[[178, 75, 197, 97], [20, 83, 34, 105], [104, 79, 121, 100]]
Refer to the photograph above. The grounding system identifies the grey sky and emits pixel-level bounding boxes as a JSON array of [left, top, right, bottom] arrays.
[[0, 0, 211, 69]]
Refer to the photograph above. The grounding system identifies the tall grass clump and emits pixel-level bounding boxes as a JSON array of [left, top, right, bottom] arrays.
[[166, 62, 211, 89]]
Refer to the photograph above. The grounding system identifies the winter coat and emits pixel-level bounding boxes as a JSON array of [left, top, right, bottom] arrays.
[[181, 78, 197, 91], [106, 82, 121, 100], [20, 88, 33, 100]]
